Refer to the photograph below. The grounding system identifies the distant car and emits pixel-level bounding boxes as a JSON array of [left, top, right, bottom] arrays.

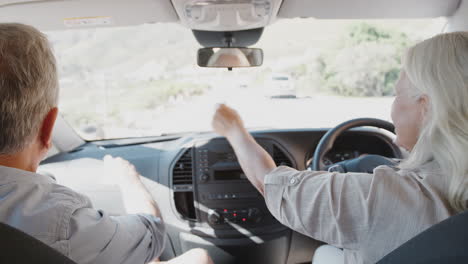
[[268, 74, 296, 98]]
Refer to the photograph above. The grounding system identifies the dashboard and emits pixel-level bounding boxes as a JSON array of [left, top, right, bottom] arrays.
[[305, 131, 398, 169], [40, 128, 400, 264]]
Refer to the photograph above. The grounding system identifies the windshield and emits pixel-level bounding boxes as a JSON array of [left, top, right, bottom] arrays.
[[47, 18, 445, 140]]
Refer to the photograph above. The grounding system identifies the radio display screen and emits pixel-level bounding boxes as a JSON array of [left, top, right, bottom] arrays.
[[214, 170, 247, 181]]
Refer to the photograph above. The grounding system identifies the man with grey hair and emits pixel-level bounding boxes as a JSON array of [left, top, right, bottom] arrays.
[[0, 23, 213, 264]]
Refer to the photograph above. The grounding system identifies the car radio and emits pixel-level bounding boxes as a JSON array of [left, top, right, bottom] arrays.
[[192, 138, 290, 229]]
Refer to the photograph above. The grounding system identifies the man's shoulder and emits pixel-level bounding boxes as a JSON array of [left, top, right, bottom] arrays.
[[8, 177, 91, 216], [0, 175, 93, 250], [47, 182, 93, 210], [0, 169, 92, 210]]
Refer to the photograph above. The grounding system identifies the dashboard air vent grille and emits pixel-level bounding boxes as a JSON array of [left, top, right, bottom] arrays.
[[172, 148, 194, 186], [273, 145, 293, 167], [173, 148, 196, 220]]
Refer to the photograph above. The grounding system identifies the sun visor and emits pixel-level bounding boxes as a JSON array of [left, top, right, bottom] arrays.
[[0, 0, 45, 6], [0, 0, 179, 31], [446, 0, 468, 32], [279, 0, 460, 19]]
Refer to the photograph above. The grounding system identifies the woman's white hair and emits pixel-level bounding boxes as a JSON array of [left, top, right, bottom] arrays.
[[401, 31, 468, 212], [0, 23, 58, 155]]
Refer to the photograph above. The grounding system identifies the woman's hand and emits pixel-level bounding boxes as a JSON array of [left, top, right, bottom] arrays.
[[211, 104, 276, 195], [212, 104, 246, 139]]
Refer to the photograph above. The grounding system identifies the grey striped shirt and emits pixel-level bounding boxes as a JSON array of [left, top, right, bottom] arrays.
[[0, 165, 166, 264], [264, 162, 453, 264]]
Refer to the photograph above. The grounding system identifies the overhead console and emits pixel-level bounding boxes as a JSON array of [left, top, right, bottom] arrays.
[[171, 137, 294, 236], [171, 0, 284, 31]]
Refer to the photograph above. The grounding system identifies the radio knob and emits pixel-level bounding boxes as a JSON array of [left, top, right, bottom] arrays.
[[207, 209, 222, 225], [248, 208, 263, 224], [200, 174, 209, 182]]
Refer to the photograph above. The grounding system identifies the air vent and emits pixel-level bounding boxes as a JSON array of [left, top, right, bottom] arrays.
[[172, 148, 194, 188], [273, 145, 293, 167], [173, 148, 196, 220]]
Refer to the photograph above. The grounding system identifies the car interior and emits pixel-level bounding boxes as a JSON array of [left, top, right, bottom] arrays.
[[1, 0, 468, 263]]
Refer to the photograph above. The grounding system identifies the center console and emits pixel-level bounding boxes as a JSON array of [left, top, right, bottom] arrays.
[[195, 138, 280, 229], [172, 137, 295, 233], [170, 137, 295, 264]]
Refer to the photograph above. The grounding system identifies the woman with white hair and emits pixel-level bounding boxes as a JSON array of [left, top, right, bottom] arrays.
[[212, 31, 468, 264]]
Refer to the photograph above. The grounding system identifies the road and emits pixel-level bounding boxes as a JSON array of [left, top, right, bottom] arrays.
[[119, 86, 395, 137]]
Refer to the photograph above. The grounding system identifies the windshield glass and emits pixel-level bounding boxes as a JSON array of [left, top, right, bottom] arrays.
[[47, 18, 445, 140]]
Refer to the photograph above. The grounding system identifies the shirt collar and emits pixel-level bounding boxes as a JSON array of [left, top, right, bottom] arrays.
[[0, 165, 56, 184]]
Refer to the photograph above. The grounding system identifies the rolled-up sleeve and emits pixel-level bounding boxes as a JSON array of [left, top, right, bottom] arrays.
[[264, 166, 377, 250], [68, 208, 166, 264]]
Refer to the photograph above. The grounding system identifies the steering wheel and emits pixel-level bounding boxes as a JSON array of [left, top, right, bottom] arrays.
[[311, 118, 402, 173]]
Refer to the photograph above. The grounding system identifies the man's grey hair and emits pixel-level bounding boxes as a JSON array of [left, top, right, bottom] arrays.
[[0, 23, 59, 155]]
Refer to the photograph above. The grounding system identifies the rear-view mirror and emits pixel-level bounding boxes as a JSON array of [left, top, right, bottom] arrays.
[[197, 47, 263, 68]]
